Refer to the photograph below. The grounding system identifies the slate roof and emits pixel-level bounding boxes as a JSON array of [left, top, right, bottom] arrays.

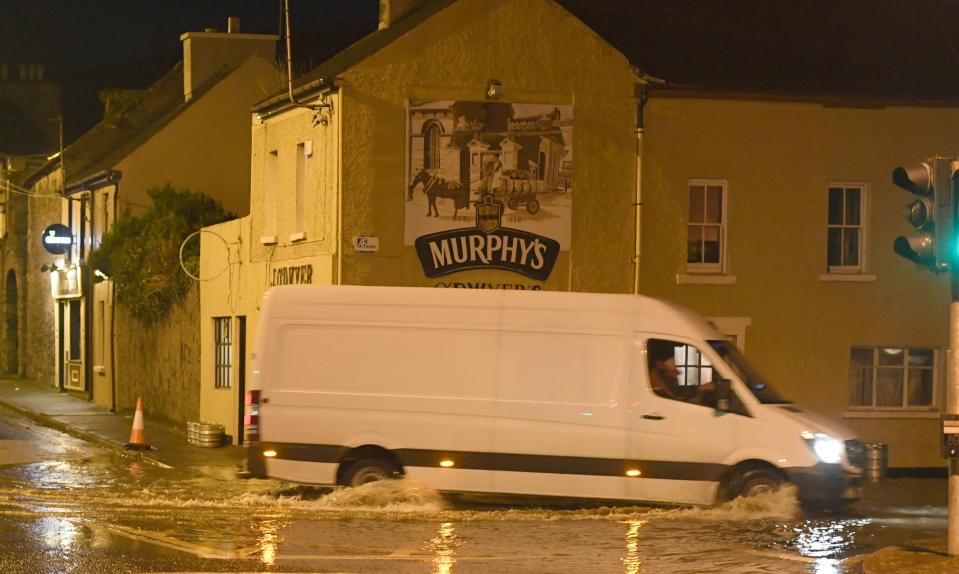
[[25, 61, 236, 189]]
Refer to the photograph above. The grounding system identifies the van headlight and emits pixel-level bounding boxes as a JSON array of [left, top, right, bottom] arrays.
[[801, 431, 844, 464]]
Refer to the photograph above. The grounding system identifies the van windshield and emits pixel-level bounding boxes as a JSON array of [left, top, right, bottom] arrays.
[[707, 340, 791, 404]]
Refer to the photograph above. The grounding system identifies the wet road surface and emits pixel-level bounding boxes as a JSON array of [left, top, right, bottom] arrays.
[[0, 408, 947, 573]]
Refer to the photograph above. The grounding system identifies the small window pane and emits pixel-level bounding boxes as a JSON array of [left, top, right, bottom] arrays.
[[828, 228, 843, 266], [842, 228, 860, 266], [689, 186, 705, 223], [845, 188, 861, 225], [703, 227, 721, 263], [907, 368, 933, 406], [828, 188, 844, 225], [909, 348, 934, 367], [705, 186, 723, 223], [878, 348, 904, 366], [687, 226, 703, 263], [876, 368, 904, 406], [849, 349, 873, 406]]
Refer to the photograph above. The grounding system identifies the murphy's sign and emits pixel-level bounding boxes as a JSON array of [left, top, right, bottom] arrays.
[[415, 195, 559, 281]]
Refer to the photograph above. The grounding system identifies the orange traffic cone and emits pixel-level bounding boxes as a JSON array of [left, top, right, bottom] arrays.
[[124, 397, 151, 451]]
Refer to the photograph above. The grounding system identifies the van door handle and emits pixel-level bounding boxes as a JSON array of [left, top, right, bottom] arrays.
[[642, 414, 665, 420]]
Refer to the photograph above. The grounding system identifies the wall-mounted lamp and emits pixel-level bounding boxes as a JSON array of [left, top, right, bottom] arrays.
[[94, 269, 110, 281], [486, 79, 503, 99]]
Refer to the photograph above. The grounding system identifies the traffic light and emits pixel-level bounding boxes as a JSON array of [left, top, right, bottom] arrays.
[[892, 157, 958, 271]]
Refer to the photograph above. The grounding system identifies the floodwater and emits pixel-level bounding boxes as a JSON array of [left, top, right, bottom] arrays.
[[0, 445, 947, 573]]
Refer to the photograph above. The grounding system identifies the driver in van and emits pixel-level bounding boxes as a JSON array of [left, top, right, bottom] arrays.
[[647, 340, 684, 400], [647, 339, 718, 406]]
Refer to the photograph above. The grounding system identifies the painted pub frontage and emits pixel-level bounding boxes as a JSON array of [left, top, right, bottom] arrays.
[[199, 0, 643, 443]]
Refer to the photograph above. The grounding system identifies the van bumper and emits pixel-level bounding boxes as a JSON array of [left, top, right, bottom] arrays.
[[787, 463, 863, 505]]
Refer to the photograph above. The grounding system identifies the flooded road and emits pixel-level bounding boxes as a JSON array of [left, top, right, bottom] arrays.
[[0, 410, 947, 573]]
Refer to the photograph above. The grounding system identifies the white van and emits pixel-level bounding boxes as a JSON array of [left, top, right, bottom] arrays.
[[245, 285, 863, 507]]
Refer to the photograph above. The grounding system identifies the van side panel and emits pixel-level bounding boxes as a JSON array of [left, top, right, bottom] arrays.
[[491, 326, 631, 499], [259, 314, 499, 489]]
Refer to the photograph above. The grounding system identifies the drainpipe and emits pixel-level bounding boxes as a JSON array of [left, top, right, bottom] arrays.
[[110, 182, 119, 411], [336, 85, 343, 285], [633, 85, 648, 294]]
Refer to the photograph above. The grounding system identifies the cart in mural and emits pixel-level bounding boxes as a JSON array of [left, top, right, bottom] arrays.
[[500, 169, 541, 214]]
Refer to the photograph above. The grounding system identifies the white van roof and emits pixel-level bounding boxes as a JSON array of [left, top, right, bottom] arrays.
[[262, 285, 722, 341]]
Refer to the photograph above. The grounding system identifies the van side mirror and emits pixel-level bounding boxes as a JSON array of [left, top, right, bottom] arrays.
[[715, 378, 731, 412]]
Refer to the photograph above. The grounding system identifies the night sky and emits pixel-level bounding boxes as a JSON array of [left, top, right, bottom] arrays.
[[5, 0, 959, 144], [0, 0, 379, 141]]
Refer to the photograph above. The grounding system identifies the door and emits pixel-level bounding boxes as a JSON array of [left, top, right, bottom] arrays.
[[236, 316, 246, 445], [64, 299, 84, 391], [629, 336, 740, 505]]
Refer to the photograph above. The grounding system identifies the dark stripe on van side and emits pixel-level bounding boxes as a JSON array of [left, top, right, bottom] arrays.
[[257, 442, 728, 482]]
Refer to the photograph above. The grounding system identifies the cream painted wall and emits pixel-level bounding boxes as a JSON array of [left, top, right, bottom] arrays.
[[199, 215, 335, 441], [338, 0, 637, 291], [640, 95, 959, 467], [115, 55, 282, 217], [200, 0, 642, 441]]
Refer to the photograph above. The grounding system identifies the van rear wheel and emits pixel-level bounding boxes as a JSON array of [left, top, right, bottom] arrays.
[[342, 457, 400, 487]]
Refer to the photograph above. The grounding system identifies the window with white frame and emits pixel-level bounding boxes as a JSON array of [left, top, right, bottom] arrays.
[[827, 184, 864, 272], [214, 317, 232, 389], [849, 346, 935, 409], [687, 180, 727, 272]]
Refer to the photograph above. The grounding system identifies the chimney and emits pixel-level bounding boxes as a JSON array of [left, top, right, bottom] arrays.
[[180, 17, 279, 101], [379, 0, 430, 29]]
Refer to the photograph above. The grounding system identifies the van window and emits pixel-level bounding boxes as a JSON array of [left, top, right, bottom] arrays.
[[498, 331, 623, 404], [646, 338, 717, 407], [708, 340, 789, 404], [275, 324, 497, 398]]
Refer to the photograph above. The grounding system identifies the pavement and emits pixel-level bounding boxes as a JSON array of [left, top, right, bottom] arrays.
[[862, 537, 959, 573], [0, 375, 245, 478]]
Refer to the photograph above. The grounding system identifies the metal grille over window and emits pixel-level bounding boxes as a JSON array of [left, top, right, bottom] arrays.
[[214, 317, 232, 389], [687, 182, 724, 269], [827, 185, 863, 271], [849, 346, 935, 408]]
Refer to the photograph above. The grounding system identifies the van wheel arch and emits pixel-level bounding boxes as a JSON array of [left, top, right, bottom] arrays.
[[717, 460, 788, 503], [336, 445, 405, 486]]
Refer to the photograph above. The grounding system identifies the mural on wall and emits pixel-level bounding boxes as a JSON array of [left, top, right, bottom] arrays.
[[405, 100, 572, 280]]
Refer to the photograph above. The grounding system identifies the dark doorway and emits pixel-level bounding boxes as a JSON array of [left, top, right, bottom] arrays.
[[236, 316, 247, 445], [4, 270, 17, 375]]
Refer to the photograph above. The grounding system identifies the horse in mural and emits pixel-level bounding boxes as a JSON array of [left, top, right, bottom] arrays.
[[409, 169, 470, 218]]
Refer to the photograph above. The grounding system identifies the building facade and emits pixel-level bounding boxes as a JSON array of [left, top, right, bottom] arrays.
[[23, 22, 280, 420], [199, 0, 643, 442], [196, 0, 956, 470], [640, 91, 959, 467]]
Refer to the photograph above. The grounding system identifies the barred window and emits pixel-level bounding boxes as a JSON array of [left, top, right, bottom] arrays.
[[423, 122, 441, 170], [214, 317, 232, 389], [849, 347, 935, 408]]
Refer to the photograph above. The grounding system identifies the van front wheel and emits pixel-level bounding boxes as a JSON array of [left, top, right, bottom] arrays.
[[342, 457, 400, 487], [735, 468, 783, 499]]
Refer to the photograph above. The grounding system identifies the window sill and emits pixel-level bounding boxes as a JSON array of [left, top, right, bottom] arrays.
[[259, 235, 277, 246], [818, 273, 877, 282], [288, 231, 306, 243], [843, 409, 939, 419], [676, 274, 737, 285]]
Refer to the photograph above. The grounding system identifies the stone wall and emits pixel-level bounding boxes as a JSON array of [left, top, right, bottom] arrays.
[[24, 170, 61, 386], [115, 282, 200, 425]]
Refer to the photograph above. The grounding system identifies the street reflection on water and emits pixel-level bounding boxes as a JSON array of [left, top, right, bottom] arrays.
[[0, 455, 948, 573]]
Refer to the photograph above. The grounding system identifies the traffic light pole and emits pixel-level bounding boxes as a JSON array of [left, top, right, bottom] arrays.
[[951, 274, 959, 556]]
